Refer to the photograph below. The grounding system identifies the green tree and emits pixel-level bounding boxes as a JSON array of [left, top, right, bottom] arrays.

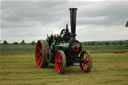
[[112, 41, 118, 45], [98, 42, 104, 45], [126, 40, 128, 45], [105, 42, 110, 45], [13, 42, 18, 45], [3, 40, 8, 45], [125, 21, 128, 27], [31, 41, 36, 45], [91, 41, 96, 45], [20, 40, 25, 45], [84, 42, 88, 45]]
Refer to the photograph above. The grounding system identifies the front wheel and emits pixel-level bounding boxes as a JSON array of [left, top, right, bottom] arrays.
[[80, 50, 92, 72], [55, 50, 66, 73]]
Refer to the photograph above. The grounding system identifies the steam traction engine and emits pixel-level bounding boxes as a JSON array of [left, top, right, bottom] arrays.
[[35, 8, 92, 73]]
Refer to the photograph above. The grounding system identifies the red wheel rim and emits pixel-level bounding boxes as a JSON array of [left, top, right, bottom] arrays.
[[80, 52, 89, 72], [55, 52, 62, 73], [35, 41, 43, 68]]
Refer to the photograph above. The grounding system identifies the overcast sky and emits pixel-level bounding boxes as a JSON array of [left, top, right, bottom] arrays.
[[1, 0, 128, 43]]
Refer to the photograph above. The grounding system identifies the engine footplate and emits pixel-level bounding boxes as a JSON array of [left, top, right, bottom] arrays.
[[72, 63, 80, 66]]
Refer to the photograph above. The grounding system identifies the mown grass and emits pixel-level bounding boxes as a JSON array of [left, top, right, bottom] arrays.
[[0, 52, 128, 85]]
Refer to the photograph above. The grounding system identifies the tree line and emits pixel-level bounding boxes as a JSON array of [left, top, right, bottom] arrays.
[[2, 40, 36, 45], [1, 40, 128, 46], [81, 40, 128, 46]]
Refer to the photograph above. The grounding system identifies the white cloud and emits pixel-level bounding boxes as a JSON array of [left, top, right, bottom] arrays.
[[1, 1, 128, 43]]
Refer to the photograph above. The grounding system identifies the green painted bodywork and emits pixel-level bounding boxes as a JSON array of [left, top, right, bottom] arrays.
[[55, 43, 69, 51], [48, 34, 70, 63], [50, 43, 69, 63]]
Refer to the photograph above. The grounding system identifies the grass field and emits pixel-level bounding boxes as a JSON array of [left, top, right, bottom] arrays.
[[0, 51, 128, 85]]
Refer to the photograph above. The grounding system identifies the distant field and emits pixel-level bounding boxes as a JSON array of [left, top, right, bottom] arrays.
[[0, 52, 128, 85], [0, 44, 35, 51], [0, 44, 128, 52]]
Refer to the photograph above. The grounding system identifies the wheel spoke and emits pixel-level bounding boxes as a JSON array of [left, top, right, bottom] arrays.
[[38, 47, 40, 50], [81, 63, 85, 71], [38, 47, 41, 52], [58, 55, 61, 60], [39, 57, 42, 64], [81, 55, 84, 60], [84, 59, 88, 64], [36, 53, 40, 56], [40, 49, 43, 53], [58, 64, 62, 70], [85, 56, 88, 60], [58, 60, 62, 64]]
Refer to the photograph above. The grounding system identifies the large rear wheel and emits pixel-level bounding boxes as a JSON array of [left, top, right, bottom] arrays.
[[80, 50, 92, 72], [35, 40, 49, 68], [55, 50, 66, 73]]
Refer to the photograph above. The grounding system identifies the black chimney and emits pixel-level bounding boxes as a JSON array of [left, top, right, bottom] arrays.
[[69, 8, 77, 39]]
